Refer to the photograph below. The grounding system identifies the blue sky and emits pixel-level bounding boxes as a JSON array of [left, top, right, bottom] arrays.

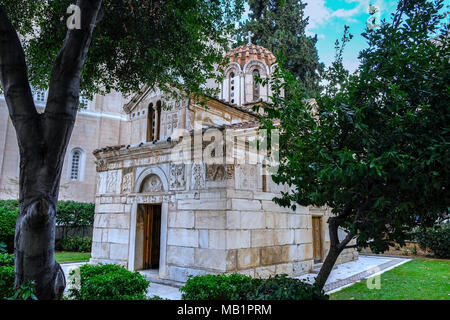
[[243, 0, 450, 72]]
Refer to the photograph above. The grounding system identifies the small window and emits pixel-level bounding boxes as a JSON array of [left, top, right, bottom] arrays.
[[229, 71, 236, 103], [253, 69, 260, 102], [69, 148, 85, 181]]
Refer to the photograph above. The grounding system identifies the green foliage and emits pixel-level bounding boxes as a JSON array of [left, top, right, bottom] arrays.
[[239, 0, 323, 96], [0, 201, 18, 253], [55, 237, 92, 253], [258, 0, 450, 256], [180, 273, 255, 300], [249, 274, 328, 300], [415, 224, 450, 258], [56, 201, 95, 227], [68, 264, 149, 300], [0, 265, 14, 300], [8, 281, 38, 300], [0, 242, 7, 254], [0, 253, 15, 300], [0, 0, 244, 100], [180, 273, 327, 300], [0, 253, 14, 267], [0, 200, 94, 253]]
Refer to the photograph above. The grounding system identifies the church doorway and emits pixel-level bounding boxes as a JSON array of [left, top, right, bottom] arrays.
[[139, 204, 161, 270], [312, 216, 323, 263]]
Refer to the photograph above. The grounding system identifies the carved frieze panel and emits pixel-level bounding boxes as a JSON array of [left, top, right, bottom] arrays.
[[206, 164, 226, 181], [106, 171, 120, 194], [169, 163, 185, 190], [236, 164, 257, 190], [226, 164, 235, 180], [121, 171, 133, 194], [191, 163, 205, 190]]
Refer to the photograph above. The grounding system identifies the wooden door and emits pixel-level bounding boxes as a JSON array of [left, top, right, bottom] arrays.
[[312, 216, 322, 262], [143, 205, 161, 269]]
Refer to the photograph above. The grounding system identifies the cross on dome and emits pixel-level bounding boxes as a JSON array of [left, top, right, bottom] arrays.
[[247, 31, 254, 45]]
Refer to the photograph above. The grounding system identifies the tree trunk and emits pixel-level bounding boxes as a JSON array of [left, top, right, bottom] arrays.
[[314, 216, 355, 291], [0, 0, 102, 299], [314, 245, 341, 291]]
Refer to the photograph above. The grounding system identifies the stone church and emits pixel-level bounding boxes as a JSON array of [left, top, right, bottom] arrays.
[[89, 42, 358, 282]]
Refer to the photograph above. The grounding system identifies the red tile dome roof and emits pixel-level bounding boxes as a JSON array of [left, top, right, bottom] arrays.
[[224, 44, 276, 69]]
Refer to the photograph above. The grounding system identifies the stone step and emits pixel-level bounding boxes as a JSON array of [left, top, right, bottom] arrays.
[[141, 273, 185, 288]]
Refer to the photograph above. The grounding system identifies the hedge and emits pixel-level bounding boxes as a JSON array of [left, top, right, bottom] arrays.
[[68, 264, 150, 300], [180, 273, 328, 300], [0, 200, 95, 253], [415, 223, 450, 258], [55, 237, 92, 252], [0, 254, 15, 299]]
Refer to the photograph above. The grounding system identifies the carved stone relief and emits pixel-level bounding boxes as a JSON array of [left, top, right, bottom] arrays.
[[166, 113, 178, 137], [169, 163, 185, 190], [140, 174, 163, 193], [191, 163, 205, 190], [206, 164, 225, 181], [236, 164, 257, 190], [106, 171, 119, 194], [226, 164, 235, 180], [121, 172, 133, 194]]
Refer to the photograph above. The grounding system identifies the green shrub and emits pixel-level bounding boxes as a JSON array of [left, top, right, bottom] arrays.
[[0, 253, 14, 267], [0, 253, 15, 300], [56, 201, 95, 227], [180, 273, 255, 300], [180, 273, 328, 300], [0, 266, 15, 299], [0, 242, 7, 254], [0, 204, 18, 253], [8, 281, 38, 300], [248, 274, 328, 300], [55, 236, 92, 252], [68, 264, 150, 300], [415, 224, 450, 258], [0, 200, 95, 253]]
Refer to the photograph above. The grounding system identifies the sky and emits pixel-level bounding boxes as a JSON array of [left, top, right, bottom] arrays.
[[243, 0, 450, 73]]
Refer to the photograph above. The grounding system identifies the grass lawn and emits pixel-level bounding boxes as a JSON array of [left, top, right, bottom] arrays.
[[331, 258, 450, 300], [55, 251, 91, 263]]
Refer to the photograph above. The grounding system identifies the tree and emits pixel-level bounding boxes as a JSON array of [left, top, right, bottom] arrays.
[[258, 0, 449, 290], [239, 0, 323, 96], [0, 0, 243, 299]]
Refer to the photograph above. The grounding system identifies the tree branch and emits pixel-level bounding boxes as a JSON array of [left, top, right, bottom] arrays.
[[0, 6, 37, 134], [45, 0, 103, 119]]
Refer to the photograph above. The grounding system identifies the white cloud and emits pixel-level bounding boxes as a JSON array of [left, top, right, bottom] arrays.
[[304, 0, 385, 31], [304, 0, 331, 30]]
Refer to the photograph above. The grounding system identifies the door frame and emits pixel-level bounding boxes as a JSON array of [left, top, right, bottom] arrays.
[[129, 201, 168, 276], [312, 216, 323, 263], [143, 204, 162, 269], [128, 166, 169, 278]]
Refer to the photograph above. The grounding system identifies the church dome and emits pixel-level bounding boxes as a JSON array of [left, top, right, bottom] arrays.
[[224, 44, 276, 69]]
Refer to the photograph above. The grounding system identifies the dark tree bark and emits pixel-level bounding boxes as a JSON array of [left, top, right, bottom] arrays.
[[314, 200, 372, 290], [314, 217, 355, 290], [0, 0, 102, 299]]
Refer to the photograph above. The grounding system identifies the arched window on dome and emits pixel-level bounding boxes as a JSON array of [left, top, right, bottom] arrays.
[[229, 71, 235, 104], [253, 69, 260, 102]]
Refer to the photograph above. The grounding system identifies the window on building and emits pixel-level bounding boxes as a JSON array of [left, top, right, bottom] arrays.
[[147, 101, 162, 142], [253, 69, 260, 102], [229, 71, 235, 104], [69, 148, 84, 181], [147, 103, 154, 142]]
